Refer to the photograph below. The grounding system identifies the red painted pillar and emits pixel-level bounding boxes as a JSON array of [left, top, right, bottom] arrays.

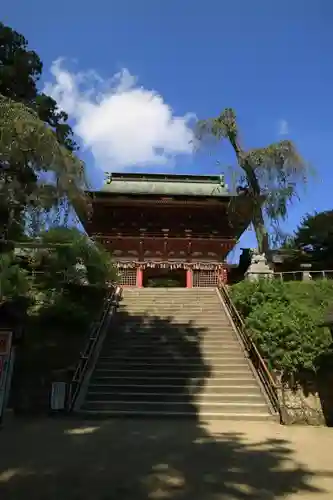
[[136, 267, 143, 288], [217, 267, 228, 286], [186, 268, 193, 288]]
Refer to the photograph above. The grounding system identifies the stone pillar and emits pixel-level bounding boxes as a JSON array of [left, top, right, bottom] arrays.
[[186, 269, 193, 288], [136, 267, 143, 288], [300, 263, 312, 281]]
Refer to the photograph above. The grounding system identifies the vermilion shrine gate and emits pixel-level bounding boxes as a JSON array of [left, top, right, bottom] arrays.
[[82, 173, 251, 287]]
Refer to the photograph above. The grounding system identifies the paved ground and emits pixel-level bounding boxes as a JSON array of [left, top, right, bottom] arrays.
[[0, 416, 333, 499]]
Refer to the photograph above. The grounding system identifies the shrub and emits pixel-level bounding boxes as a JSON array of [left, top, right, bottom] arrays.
[[230, 279, 289, 318], [0, 252, 31, 303], [230, 279, 333, 376], [35, 227, 118, 288]]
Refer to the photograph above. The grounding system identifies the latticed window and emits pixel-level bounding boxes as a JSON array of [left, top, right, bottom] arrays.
[[193, 270, 218, 287], [119, 268, 137, 286]]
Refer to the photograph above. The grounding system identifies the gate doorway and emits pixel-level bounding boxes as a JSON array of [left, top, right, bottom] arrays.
[[143, 267, 186, 287]]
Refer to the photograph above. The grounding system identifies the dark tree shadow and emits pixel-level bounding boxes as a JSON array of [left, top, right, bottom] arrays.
[[1, 417, 332, 500], [314, 345, 333, 426], [1, 297, 333, 499], [98, 302, 211, 416]]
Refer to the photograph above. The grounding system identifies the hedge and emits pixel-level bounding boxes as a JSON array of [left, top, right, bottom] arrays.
[[230, 279, 333, 376]]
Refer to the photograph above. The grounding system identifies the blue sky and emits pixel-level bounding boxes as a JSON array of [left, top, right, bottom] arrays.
[[2, 1, 333, 261]]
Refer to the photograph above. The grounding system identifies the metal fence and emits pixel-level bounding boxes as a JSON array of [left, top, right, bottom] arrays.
[[272, 270, 333, 281]]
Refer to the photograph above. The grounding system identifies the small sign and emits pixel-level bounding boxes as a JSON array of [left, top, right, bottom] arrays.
[[0, 331, 13, 421], [50, 382, 67, 411], [0, 331, 11, 356]]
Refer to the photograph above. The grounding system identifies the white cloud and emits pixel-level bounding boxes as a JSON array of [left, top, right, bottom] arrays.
[[278, 119, 289, 136], [44, 59, 195, 171]]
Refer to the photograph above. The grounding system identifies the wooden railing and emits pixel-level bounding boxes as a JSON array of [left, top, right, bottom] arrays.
[[67, 285, 123, 411], [218, 284, 282, 419]]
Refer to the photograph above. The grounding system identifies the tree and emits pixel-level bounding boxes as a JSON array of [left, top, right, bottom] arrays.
[[0, 96, 88, 240], [0, 252, 31, 305], [35, 226, 118, 287], [287, 211, 333, 269], [0, 22, 77, 152], [197, 108, 308, 254], [0, 23, 88, 241]]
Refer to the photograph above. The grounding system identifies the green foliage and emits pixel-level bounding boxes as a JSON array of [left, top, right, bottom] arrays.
[[0, 96, 88, 237], [0, 22, 42, 103], [230, 279, 333, 375], [0, 22, 77, 151], [33, 288, 95, 332], [34, 227, 118, 287], [0, 252, 31, 302], [285, 211, 333, 270], [197, 108, 309, 253], [1, 227, 117, 333], [0, 22, 88, 240]]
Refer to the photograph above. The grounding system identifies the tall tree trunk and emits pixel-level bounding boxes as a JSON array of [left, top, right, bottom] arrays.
[[242, 162, 269, 254], [228, 133, 270, 254], [252, 206, 269, 255]]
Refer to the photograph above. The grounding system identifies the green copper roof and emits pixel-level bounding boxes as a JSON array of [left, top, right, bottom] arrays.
[[100, 173, 229, 197]]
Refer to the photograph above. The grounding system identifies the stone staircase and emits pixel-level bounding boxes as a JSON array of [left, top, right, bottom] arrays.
[[79, 288, 275, 420]]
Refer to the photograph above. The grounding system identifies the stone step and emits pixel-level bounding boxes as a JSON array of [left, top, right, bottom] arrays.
[[121, 316, 225, 320], [115, 318, 232, 325], [111, 329, 236, 336], [100, 353, 244, 361], [123, 295, 219, 299], [109, 335, 237, 343], [112, 328, 233, 335], [81, 400, 269, 414], [94, 366, 252, 376], [121, 300, 223, 305], [121, 307, 224, 310], [87, 383, 261, 395], [109, 334, 235, 343], [123, 296, 221, 300], [114, 326, 233, 332], [110, 325, 235, 331], [101, 341, 246, 359], [117, 317, 231, 321], [103, 341, 242, 350], [85, 391, 265, 404], [90, 375, 257, 386], [97, 359, 248, 369], [99, 353, 246, 362], [123, 292, 219, 295], [122, 292, 217, 298], [119, 306, 223, 310]]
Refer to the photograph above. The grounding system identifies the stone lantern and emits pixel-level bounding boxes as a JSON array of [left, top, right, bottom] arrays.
[[300, 263, 312, 281]]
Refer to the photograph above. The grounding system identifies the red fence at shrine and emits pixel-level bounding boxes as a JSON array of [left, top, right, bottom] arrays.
[[118, 267, 137, 287]]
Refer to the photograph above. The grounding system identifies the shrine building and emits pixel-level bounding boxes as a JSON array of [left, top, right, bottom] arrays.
[[81, 173, 252, 288]]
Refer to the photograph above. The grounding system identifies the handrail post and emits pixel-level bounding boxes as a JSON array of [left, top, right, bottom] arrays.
[[218, 284, 281, 420], [66, 285, 123, 412]]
